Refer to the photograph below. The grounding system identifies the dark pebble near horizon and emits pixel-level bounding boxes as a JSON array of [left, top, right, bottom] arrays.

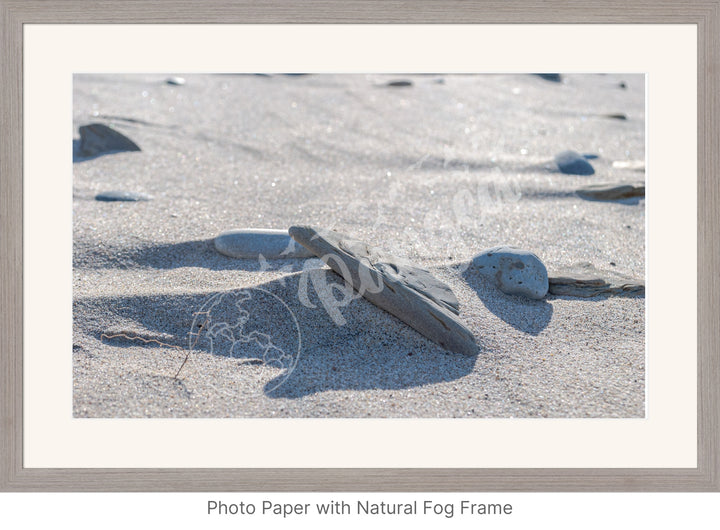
[[385, 80, 413, 87], [95, 191, 153, 202], [535, 73, 562, 82], [554, 150, 595, 175]]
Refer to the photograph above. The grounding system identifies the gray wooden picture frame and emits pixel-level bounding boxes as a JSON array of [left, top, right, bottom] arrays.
[[1, 0, 718, 492]]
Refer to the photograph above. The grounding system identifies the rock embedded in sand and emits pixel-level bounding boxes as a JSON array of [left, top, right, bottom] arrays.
[[472, 246, 549, 300], [78, 123, 141, 157], [554, 150, 595, 175], [95, 190, 153, 202], [165, 76, 186, 86], [576, 182, 645, 201], [289, 225, 477, 356], [214, 228, 314, 259], [548, 263, 644, 297], [549, 277, 644, 297]]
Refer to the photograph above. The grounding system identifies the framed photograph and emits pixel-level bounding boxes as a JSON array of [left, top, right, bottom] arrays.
[[1, 1, 718, 491]]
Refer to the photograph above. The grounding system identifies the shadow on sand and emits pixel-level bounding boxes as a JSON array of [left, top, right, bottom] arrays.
[[73, 238, 313, 274], [76, 269, 479, 399], [459, 262, 553, 335]]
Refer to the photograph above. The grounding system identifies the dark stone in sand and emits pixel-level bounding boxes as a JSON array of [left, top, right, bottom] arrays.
[[78, 123, 141, 157], [604, 113, 627, 120], [582, 153, 600, 160], [289, 226, 476, 356], [95, 191, 153, 202], [554, 150, 595, 175], [548, 263, 644, 297], [535, 73, 562, 82], [618, 81, 627, 89], [576, 182, 645, 201], [385, 80, 413, 87]]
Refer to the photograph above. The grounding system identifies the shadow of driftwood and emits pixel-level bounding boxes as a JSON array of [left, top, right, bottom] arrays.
[[76, 270, 479, 398], [459, 263, 553, 335]]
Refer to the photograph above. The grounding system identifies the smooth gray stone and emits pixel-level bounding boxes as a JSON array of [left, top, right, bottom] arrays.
[[548, 262, 644, 297], [95, 190, 152, 202], [473, 246, 549, 299], [79, 123, 141, 157], [554, 150, 595, 175], [289, 226, 476, 356], [165, 76, 186, 86], [576, 182, 645, 201], [214, 229, 314, 259]]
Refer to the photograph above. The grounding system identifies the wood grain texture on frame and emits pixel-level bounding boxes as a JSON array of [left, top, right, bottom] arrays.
[[1, 0, 718, 491]]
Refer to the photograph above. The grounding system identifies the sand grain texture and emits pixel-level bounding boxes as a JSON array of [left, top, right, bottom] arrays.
[[73, 73, 645, 418]]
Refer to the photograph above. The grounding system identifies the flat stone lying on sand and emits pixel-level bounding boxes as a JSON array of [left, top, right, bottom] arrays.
[[289, 225, 476, 356], [548, 263, 644, 297], [214, 228, 314, 259], [576, 182, 645, 201], [384, 80, 413, 87], [555, 150, 595, 175], [165, 76, 186, 86], [95, 190, 152, 202], [472, 246, 549, 300], [78, 123, 141, 157]]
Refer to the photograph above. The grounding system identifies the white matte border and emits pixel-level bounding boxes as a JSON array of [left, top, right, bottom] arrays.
[[24, 25, 696, 468]]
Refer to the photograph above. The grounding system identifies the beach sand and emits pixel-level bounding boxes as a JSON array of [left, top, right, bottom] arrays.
[[73, 73, 645, 417]]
